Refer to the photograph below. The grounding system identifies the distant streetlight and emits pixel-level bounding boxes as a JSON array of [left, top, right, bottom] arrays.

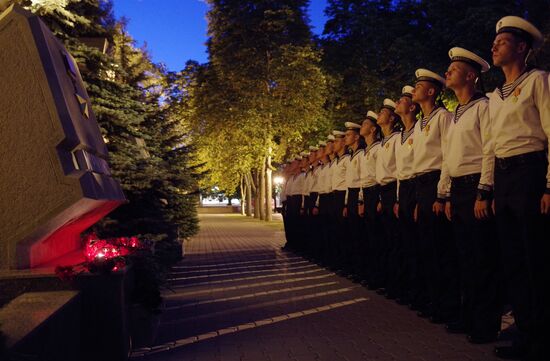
[[274, 176, 284, 185]]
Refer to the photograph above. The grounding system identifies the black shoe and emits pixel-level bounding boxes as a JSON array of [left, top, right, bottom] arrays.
[[375, 288, 386, 295], [467, 334, 498, 344], [446, 321, 467, 334], [417, 309, 432, 318], [494, 345, 525, 359], [430, 315, 449, 324], [367, 283, 382, 290], [395, 298, 409, 305]]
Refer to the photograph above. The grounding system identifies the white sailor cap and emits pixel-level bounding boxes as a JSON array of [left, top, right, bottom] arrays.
[[309, 145, 319, 151], [415, 68, 446, 88], [332, 130, 346, 138], [300, 151, 310, 157], [318, 140, 327, 147], [327, 134, 336, 142], [496, 16, 544, 49], [448, 47, 490, 73], [381, 98, 396, 111], [401, 85, 414, 98], [366, 110, 378, 123], [344, 121, 361, 130]]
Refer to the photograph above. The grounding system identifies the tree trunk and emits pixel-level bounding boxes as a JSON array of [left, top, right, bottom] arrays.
[[253, 170, 260, 219], [239, 176, 246, 216], [265, 154, 273, 222], [245, 173, 253, 217], [259, 159, 266, 221]]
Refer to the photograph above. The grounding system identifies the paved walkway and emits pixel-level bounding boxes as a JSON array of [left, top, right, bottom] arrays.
[[131, 214, 506, 361]]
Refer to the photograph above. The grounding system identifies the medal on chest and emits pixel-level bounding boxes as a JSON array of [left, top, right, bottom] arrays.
[[407, 138, 413, 149], [424, 124, 430, 135], [512, 87, 522, 103]]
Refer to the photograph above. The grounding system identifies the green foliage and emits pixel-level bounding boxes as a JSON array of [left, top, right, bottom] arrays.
[[189, 0, 331, 194], [322, 0, 550, 123], [20, 0, 200, 242]]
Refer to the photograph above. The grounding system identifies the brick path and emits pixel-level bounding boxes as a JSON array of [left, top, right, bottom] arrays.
[[131, 214, 506, 361]]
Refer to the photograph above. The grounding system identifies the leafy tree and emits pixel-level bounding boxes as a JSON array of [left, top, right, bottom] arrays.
[[321, 0, 550, 121], [191, 0, 330, 220]]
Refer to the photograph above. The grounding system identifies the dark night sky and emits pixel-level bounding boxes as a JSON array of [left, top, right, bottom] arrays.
[[113, 0, 329, 71]]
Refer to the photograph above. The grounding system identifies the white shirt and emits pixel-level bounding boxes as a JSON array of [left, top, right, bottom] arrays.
[[359, 141, 380, 188], [281, 175, 293, 203], [488, 69, 550, 188], [310, 165, 323, 193], [443, 95, 494, 195], [303, 168, 315, 196], [331, 153, 349, 191], [396, 128, 416, 181], [320, 159, 336, 195], [413, 106, 453, 197], [289, 172, 306, 196], [346, 149, 362, 189], [376, 132, 399, 186]]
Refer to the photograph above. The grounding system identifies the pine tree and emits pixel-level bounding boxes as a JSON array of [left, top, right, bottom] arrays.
[[18, 0, 200, 241]]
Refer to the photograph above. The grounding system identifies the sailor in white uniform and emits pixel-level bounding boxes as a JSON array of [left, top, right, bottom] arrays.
[[320, 135, 337, 265], [310, 142, 327, 261], [375, 99, 401, 298], [488, 16, 550, 361], [330, 129, 349, 271], [302, 146, 320, 255], [283, 155, 304, 250], [394, 85, 420, 306], [443, 47, 500, 343], [281, 158, 295, 247], [411, 68, 459, 323], [358, 111, 382, 287], [343, 121, 364, 277]]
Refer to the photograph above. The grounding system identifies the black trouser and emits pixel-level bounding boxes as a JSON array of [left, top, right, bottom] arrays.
[[379, 181, 399, 294], [415, 170, 459, 319], [494, 151, 550, 359], [362, 185, 382, 284], [398, 178, 417, 303], [282, 200, 289, 244], [331, 190, 347, 268], [450, 173, 500, 337], [319, 193, 332, 264], [347, 188, 362, 275], [307, 192, 319, 258], [286, 195, 302, 249]]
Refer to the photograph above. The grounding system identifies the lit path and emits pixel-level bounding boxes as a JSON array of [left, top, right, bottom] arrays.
[[131, 214, 502, 361]]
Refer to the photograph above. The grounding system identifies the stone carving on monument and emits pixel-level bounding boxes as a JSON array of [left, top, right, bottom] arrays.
[[0, 4, 125, 270]]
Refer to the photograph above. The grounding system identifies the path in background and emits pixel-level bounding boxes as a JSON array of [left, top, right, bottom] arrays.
[[132, 214, 503, 361]]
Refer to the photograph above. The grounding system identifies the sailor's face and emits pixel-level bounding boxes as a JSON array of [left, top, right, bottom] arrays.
[[333, 138, 344, 152], [344, 130, 357, 146], [492, 33, 519, 67], [377, 108, 391, 126], [412, 82, 429, 103], [360, 119, 372, 137], [395, 96, 410, 116], [445, 62, 467, 90]]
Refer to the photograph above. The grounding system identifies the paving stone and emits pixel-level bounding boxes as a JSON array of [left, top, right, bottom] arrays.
[[136, 214, 502, 361]]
